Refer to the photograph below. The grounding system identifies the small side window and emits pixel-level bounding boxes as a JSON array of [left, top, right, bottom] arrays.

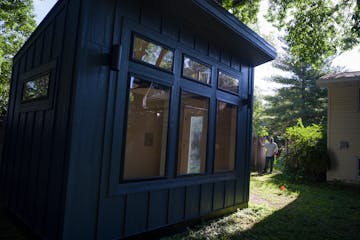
[[18, 61, 56, 112], [22, 73, 50, 102]]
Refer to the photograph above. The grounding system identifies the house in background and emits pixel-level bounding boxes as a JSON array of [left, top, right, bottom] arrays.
[[0, 0, 275, 239], [317, 71, 360, 184]]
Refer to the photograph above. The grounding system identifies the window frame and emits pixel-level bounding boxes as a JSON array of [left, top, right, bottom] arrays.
[[17, 61, 56, 112], [21, 73, 50, 103], [176, 88, 211, 177], [107, 19, 246, 195], [130, 32, 175, 74], [217, 69, 240, 95], [213, 99, 238, 174], [120, 73, 173, 183], [181, 54, 212, 86]]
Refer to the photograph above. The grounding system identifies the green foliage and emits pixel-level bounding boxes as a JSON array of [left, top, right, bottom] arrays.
[[0, 0, 36, 118], [220, 0, 260, 24], [264, 50, 331, 136], [219, 0, 359, 69], [282, 118, 329, 182], [218, 0, 260, 24], [266, 0, 359, 69]]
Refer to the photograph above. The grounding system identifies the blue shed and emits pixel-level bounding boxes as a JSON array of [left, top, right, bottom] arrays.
[[0, 0, 276, 239]]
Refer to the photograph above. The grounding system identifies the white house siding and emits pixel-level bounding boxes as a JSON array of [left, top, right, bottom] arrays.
[[327, 86, 360, 183]]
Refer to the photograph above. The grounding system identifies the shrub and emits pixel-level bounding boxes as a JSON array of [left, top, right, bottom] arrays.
[[282, 118, 329, 182]]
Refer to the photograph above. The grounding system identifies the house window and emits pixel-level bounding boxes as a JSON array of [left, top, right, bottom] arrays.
[[123, 76, 170, 180], [132, 35, 174, 71], [22, 73, 50, 102], [218, 71, 239, 94], [214, 101, 237, 172], [182, 56, 211, 84], [177, 91, 209, 175]]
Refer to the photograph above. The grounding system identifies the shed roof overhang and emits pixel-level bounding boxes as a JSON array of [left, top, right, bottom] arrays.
[[317, 71, 360, 88], [153, 0, 276, 67]]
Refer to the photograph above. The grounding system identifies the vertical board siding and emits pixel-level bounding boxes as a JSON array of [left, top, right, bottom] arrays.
[[140, 5, 161, 32], [213, 181, 225, 210], [97, 197, 126, 240], [224, 180, 235, 208], [195, 36, 209, 55], [200, 183, 213, 215], [25, 111, 44, 226], [185, 185, 200, 220], [235, 178, 244, 204], [0, 59, 20, 205], [17, 112, 35, 216], [44, 3, 75, 238], [168, 187, 186, 224], [9, 113, 27, 210], [124, 193, 149, 236], [148, 190, 169, 230], [0, 1, 76, 239], [96, 1, 252, 238]]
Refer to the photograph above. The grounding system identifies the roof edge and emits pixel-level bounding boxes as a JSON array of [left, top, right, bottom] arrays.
[[194, 0, 277, 61]]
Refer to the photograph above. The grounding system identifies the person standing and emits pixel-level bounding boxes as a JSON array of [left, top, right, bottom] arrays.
[[263, 137, 278, 174]]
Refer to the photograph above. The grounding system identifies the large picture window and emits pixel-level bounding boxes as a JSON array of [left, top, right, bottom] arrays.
[[123, 76, 170, 180], [214, 101, 237, 172], [132, 35, 174, 71], [177, 91, 209, 175]]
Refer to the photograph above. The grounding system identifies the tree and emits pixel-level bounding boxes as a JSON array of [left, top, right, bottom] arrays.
[[263, 50, 332, 136], [219, 0, 360, 69], [0, 0, 36, 118], [216, 0, 260, 24], [266, 0, 359, 69]]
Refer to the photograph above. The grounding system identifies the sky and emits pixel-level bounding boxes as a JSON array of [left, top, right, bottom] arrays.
[[33, 0, 360, 96]]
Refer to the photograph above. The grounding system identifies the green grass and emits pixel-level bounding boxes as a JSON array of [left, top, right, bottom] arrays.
[[163, 173, 360, 240]]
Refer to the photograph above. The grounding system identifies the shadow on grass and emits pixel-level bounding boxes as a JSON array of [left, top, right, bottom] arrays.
[[235, 174, 360, 240]]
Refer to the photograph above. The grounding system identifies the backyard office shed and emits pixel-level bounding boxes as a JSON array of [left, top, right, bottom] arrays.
[[0, 0, 275, 239]]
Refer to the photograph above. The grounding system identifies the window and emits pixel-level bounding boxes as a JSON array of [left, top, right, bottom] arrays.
[[214, 101, 237, 172], [218, 71, 239, 94], [132, 35, 174, 71], [177, 91, 209, 175], [182, 56, 211, 84], [22, 73, 49, 102], [123, 76, 170, 180]]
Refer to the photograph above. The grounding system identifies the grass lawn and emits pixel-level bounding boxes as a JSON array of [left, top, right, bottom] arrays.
[[163, 173, 360, 240]]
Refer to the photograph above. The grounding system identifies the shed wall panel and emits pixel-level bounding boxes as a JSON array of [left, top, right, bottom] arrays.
[[0, 1, 80, 239]]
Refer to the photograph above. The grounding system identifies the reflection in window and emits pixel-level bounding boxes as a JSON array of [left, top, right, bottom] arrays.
[[178, 91, 209, 175], [132, 35, 174, 71], [218, 71, 239, 93], [22, 74, 49, 101], [123, 76, 170, 180], [182, 56, 211, 84], [214, 101, 237, 172]]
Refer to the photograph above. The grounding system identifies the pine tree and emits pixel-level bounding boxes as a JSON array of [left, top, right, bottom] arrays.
[[263, 51, 334, 136]]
